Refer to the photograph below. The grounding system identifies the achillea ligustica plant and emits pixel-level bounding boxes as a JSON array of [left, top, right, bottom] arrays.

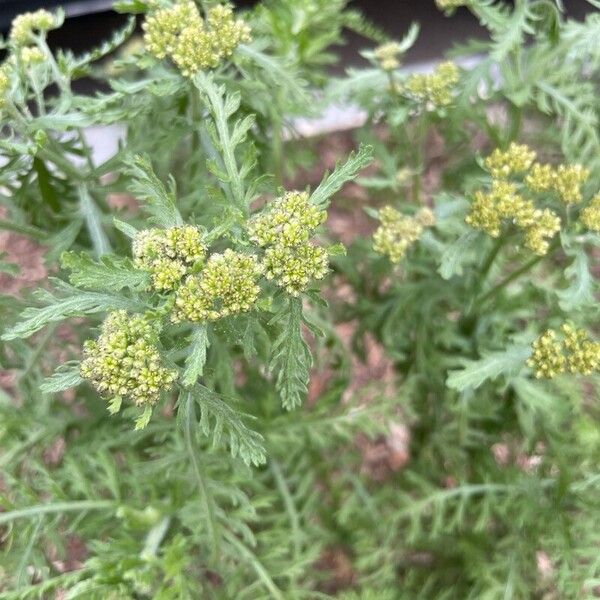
[[1, 1, 600, 598]]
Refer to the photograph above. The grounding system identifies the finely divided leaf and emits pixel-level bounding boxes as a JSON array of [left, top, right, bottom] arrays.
[[123, 155, 183, 227], [40, 365, 83, 394], [191, 386, 266, 466], [446, 345, 531, 391], [2, 283, 141, 341], [310, 144, 373, 209], [557, 249, 595, 311], [182, 325, 210, 387], [61, 252, 149, 292], [439, 231, 480, 280], [270, 297, 312, 410]]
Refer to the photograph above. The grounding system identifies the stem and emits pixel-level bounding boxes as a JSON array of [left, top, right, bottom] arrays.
[[183, 391, 221, 562], [0, 500, 114, 525], [477, 254, 544, 306]]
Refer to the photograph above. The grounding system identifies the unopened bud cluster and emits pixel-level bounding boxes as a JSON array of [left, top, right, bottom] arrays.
[[133, 225, 205, 291], [526, 162, 589, 205], [527, 324, 600, 379], [0, 66, 10, 108], [374, 42, 403, 71], [580, 194, 600, 232], [435, 0, 468, 11], [467, 144, 564, 255], [9, 10, 55, 46], [143, 2, 251, 77], [373, 206, 435, 264], [248, 191, 329, 296], [172, 249, 261, 322], [405, 61, 459, 108], [80, 310, 177, 407]]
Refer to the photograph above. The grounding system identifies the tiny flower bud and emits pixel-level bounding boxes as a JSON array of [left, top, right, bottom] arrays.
[[580, 194, 600, 232]]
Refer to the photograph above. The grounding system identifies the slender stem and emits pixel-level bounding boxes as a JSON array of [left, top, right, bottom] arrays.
[[477, 254, 544, 306], [183, 391, 221, 562], [0, 500, 114, 525]]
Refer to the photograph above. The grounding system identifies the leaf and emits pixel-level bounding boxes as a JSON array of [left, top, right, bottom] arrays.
[[40, 365, 83, 394], [446, 345, 531, 391], [269, 297, 312, 410], [134, 405, 153, 430], [78, 184, 112, 257], [557, 249, 595, 311], [123, 155, 183, 227], [107, 396, 122, 415], [61, 252, 149, 292], [438, 231, 480, 280], [113, 218, 138, 239], [2, 282, 141, 341], [192, 386, 266, 466], [182, 325, 210, 387], [310, 144, 373, 209]]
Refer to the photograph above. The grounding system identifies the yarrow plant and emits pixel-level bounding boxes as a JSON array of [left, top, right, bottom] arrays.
[[1, 1, 600, 599]]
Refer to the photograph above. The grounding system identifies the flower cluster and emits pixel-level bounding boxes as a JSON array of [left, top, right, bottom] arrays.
[[526, 162, 589, 204], [0, 66, 10, 109], [80, 311, 177, 407], [249, 191, 329, 295], [143, 2, 251, 77], [373, 206, 435, 264], [467, 145, 562, 255], [172, 249, 261, 322], [527, 324, 600, 379], [9, 10, 55, 46], [484, 143, 536, 180], [133, 225, 206, 291], [435, 0, 468, 10], [405, 61, 459, 108], [580, 194, 600, 232], [374, 42, 403, 71], [18, 46, 45, 66]]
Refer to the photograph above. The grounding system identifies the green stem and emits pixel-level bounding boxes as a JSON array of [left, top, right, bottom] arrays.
[[477, 253, 544, 306], [0, 500, 114, 525], [183, 391, 221, 563]]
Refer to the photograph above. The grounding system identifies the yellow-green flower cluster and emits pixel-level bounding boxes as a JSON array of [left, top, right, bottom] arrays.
[[374, 42, 403, 71], [527, 324, 600, 379], [526, 162, 590, 204], [373, 206, 435, 264], [405, 61, 459, 108], [249, 191, 329, 295], [80, 310, 177, 407], [467, 146, 563, 255], [172, 249, 261, 322], [484, 143, 536, 180], [19, 46, 45, 66], [262, 243, 328, 296], [435, 0, 468, 10], [0, 65, 10, 109], [133, 225, 206, 292], [580, 194, 600, 232], [9, 10, 55, 46], [143, 2, 251, 77]]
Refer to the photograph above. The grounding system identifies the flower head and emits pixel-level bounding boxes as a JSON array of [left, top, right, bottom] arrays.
[[527, 324, 600, 378], [522, 209, 560, 256], [0, 65, 11, 109], [435, 0, 468, 11], [10, 10, 56, 46], [172, 249, 261, 322], [580, 194, 600, 232], [143, 2, 250, 77], [553, 164, 589, 205], [373, 206, 434, 263], [526, 162, 589, 204], [19, 46, 45, 66], [484, 143, 536, 180], [263, 243, 328, 296], [133, 225, 205, 292], [80, 311, 177, 407], [405, 61, 459, 108], [248, 191, 326, 249], [374, 42, 403, 71]]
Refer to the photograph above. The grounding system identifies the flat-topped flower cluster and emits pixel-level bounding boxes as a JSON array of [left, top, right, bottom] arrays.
[[528, 324, 600, 379], [466, 143, 595, 255], [373, 206, 435, 264], [143, 1, 251, 77]]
